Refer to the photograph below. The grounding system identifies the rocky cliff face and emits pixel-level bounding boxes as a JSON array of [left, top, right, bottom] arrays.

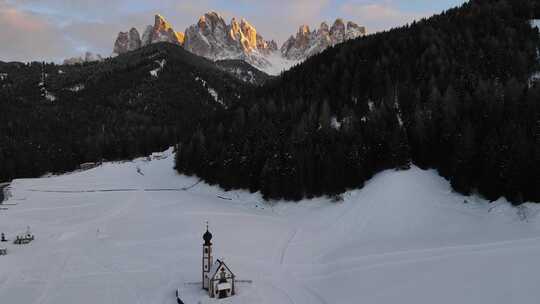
[[114, 14, 183, 55], [128, 28, 142, 51], [183, 12, 232, 60], [281, 19, 366, 60], [111, 13, 365, 74], [346, 22, 365, 40], [142, 14, 185, 46], [184, 12, 277, 69], [114, 28, 141, 54]]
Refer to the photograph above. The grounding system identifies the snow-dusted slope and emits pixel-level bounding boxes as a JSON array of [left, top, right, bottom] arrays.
[[1, 149, 540, 304], [531, 19, 540, 30]]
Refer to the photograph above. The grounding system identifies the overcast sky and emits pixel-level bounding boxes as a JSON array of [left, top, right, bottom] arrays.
[[0, 0, 466, 62]]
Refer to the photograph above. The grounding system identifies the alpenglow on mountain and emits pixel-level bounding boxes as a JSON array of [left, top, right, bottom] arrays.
[[183, 12, 278, 71], [113, 13, 366, 74], [114, 14, 184, 55]]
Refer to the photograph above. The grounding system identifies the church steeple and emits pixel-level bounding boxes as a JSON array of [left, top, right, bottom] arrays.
[[202, 221, 213, 290], [203, 221, 213, 246]]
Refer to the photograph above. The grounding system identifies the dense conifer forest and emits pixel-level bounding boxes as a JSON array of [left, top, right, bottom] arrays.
[[1, 0, 539, 204], [175, 0, 540, 203], [0, 44, 248, 181]]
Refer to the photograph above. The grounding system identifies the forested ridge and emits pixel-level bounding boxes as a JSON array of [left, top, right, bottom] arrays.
[[0, 43, 249, 181], [1, 0, 539, 205], [175, 0, 540, 203]]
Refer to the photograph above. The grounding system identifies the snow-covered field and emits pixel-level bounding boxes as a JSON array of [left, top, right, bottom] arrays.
[[1, 148, 540, 304]]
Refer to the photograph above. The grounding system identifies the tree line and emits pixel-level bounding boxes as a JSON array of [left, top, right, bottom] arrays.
[[176, 0, 540, 203], [0, 44, 246, 182]]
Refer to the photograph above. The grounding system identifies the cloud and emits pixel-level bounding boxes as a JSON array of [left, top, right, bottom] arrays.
[[0, 1, 74, 62], [340, 1, 431, 32], [276, 0, 330, 24]]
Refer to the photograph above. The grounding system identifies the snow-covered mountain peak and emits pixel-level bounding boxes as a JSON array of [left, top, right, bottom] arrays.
[[280, 18, 366, 61], [111, 13, 366, 75], [184, 12, 279, 71], [299, 24, 311, 35]]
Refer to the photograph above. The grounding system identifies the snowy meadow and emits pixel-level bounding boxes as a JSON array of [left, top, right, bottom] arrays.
[[1, 149, 540, 304]]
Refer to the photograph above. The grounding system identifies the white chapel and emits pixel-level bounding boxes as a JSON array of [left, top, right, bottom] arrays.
[[202, 224, 236, 299]]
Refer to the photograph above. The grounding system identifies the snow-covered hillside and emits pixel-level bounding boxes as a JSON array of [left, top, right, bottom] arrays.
[[531, 19, 540, 30], [1, 148, 540, 304]]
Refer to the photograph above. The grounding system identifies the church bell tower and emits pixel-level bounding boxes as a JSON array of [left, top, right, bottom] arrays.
[[202, 222, 213, 290]]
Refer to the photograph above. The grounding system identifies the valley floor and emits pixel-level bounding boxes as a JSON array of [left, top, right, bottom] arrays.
[[1, 149, 539, 304]]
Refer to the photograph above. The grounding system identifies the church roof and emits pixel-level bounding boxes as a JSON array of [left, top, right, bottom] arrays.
[[208, 259, 234, 279]]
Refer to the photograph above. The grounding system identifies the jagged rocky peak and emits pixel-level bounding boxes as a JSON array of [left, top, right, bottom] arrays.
[[198, 11, 227, 30], [114, 14, 183, 55], [143, 14, 184, 46], [114, 31, 129, 55], [318, 22, 330, 36], [317, 22, 332, 44], [114, 28, 141, 54], [298, 25, 312, 42], [194, 12, 228, 41], [346, 21, 366, 40], [184, 11, 277, 66], [281, 18, 366, 60], [184, 12, 231, 59], [328, 19, 366, 44], [141, 25, 153, 46], [257, 37, 278, 55], [232, 18, 258, 52], [330, 18, 346, 43], [109, 12, 365, 75], [228, 17, 275, 55], [128, 28, 142, 50], [280, 25, 312, 60]]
